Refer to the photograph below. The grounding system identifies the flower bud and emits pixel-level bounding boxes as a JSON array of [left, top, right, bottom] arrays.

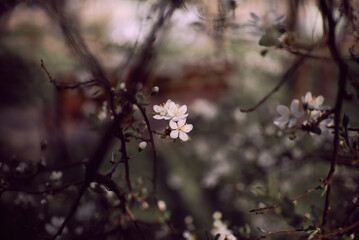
[[138, 141, 147, 151], [151, 86, 159, 95]]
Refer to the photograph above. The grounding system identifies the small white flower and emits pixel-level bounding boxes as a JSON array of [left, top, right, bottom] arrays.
[[167, 102, 188, 121], [170, 119, 193, 141], [301, 92, 324, 110], [274, 99, 304, 128], [138, 141, 147, 150], [153, 99, 173, 120]]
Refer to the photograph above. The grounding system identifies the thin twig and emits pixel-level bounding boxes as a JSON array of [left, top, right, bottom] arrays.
[[277, 45, 329, 60], [240, 54, 307, 112], [40, 60, 99, 89], [6, 180, 83, 195], [250, 184, 323, 214], [135, 102, 158, 195], [94, 173, 146, 240], [256, 228, 304, 239], [319, 0, 348, 230], [319, 220, 359, 239]]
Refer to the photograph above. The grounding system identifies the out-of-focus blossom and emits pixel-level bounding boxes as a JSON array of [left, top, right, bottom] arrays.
[[210, 211, 237, 240], [157, 200, 167, 211], [183, 230, 196, 240], [301, 92, 324, 110], [190, 99, 218, 120], [274, 99, 303, 128], [45, 216, 67, 235], [75, 201, 96, 221], [98, 101, 108, 121], [49, 171, 63, 181]]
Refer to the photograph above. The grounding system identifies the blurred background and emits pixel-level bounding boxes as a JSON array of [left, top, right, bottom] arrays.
[[1, 0, 359, 239]]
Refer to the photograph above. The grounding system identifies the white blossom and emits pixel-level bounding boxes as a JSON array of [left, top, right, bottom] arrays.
[[274, 99, 304, 128], [169, 119, 193, 141], [167, 101, 188, 121], [153, 99, 174, 120], [301, 92, 324, 110], [210, 213, 237, 240]]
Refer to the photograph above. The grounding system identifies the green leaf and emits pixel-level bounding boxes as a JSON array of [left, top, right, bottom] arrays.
[[268, 177, 279, 199], [250, 185, 266, 197], [136, 93, 148, 107], [124, 129, 141, 138], [257, 226, 268, 233]]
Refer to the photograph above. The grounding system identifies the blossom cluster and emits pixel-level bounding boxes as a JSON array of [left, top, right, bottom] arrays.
[[153, 99, 193, 141], [210, 211, 237, 240], [274, 92, 332, 135]]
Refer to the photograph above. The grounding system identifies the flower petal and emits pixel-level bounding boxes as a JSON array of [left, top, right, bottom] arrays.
[[169, 120, 177, 129], [170, 130, 179, 139], [290, 99, 300, 114], [177, 119, 186, 128], [182, 124, 193, 133], [288, 118, 297, 128], [178, 105, 187, 114], [179, 132, 189, 141], [153, 115, 163, 120], [167, 109, 175, 117], [277, 105, 290, 116], [305, 92, 312, 102], [168, 102, 177, 111], [313, 96, 324, 107], [274, 116, 289, 128], [294, 110, 304, 118], [153, 105, 162, 113], [165, 99, 173, 106]]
